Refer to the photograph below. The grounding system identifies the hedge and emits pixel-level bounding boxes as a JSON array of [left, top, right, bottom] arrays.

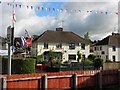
[[1, 56, 36, 74]]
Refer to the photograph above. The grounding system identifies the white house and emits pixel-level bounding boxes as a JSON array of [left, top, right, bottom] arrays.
[[93, 33, 120, 62], [32, 28, 90, 62]]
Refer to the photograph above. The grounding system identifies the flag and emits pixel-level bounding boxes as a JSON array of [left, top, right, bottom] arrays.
[[21, 36, 27, 48], [13, 9, 16, 23], [19, 5, 21, 8], [26, 38, 32, 47], [16, 41, 20, 46], [38, 6, 40, 10], [25, 29, 32, 38], [31, 6, 33, 9], [25, 30, 32, 47]]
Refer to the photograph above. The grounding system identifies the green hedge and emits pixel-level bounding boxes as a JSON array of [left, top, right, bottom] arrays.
[[1, 56, 35, 74]]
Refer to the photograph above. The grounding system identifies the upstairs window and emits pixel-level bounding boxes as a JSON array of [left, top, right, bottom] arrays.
[[44, 42, 48, 49], [81, 43, 85, 50], [100, 46, 102, 50], [94, 47, 96, 51], [56, 43, 62, 49], [112, 46, 116, 51], [69, 43, 75, 49]]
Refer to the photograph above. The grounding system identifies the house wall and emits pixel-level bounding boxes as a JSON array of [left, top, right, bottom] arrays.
[[36, 42, 90, 62], [93, 45, 120, 62], [93, 45, 108, 61], [108, 46, 120, 62], [118, 46, 120, 61]]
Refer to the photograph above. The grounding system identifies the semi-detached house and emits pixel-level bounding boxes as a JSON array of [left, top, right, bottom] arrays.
[[93, 33, 120, 62], [32, 28, 90, 62]]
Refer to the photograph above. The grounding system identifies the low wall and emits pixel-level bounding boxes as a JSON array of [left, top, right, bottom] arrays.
[[103, 63, 120, 70]]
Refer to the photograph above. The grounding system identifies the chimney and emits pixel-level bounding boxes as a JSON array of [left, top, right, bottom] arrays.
[[112, 32, 116, 36], [56, 27, 63, 31]]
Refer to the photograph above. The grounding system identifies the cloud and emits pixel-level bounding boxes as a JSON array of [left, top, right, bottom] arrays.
[[59, 2, 118, 40], [1, 1, 119, 41]]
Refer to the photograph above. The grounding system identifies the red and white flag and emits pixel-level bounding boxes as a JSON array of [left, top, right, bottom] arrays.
[[25, 30, 32, 47], [25, 29, 32, 38], [13, 9, 16, 23], [21, 36, 27, 48]]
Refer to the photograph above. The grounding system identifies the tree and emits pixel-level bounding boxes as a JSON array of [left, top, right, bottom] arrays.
[[84, 32, 92, 45], [84, 32, 90, 40], [49, 50, 62, 68]]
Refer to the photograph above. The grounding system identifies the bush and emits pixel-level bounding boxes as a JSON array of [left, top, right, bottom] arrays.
[[93, 57, 103, 69], [81, 59, 94, 66], [36, 55, 43, 64], [1, 56, 35, 74], [88, 54, 96, 62]]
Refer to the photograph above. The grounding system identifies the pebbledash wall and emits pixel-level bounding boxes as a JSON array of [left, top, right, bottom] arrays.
[[1, 70, 120, 89]]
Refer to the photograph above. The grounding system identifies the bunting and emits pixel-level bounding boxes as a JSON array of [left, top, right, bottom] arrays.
[[7, 3, 119, 15]]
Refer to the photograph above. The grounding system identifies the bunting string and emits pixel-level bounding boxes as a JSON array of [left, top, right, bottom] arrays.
[[7, 3, 119, 15]]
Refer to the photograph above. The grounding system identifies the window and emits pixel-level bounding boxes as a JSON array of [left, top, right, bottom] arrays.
[[81, 43, 85, 50], [97, 47, 99, 51], [94, 47, 96, 51], [68, 55, 76, 60], [101, 51, 105, 54], [100, 46, 102, 50], [44, 42, 48, 49], [112, 46, 116, 51], [112, 55, 116, 62], [56, 43, 62, 49], [69, 43, 75, 49]]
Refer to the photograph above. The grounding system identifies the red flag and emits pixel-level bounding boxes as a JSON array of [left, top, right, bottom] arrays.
[[26, 38, 32, 47]]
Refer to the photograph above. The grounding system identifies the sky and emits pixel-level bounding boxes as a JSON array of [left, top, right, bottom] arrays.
[[0, 0, 119, 41]]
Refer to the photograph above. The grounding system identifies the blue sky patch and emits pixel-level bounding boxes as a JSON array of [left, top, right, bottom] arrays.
[[35, 2, 65, 17]]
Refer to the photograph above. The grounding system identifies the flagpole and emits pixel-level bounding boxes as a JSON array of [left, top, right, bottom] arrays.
[[8, 0, 15, 75], [12, 0, 15, 28]]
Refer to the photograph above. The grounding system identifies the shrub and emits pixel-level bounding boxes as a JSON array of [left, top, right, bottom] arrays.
[[93, 57, 103, 69], [81, 59, 94, 66], [88, 54, 96, 62], [36, 55, 43, 64], [1, 56, 8, 74], [1, 56, 35, 74]]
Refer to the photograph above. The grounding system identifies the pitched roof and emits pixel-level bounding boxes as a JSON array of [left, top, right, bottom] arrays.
[[95, 33, 120, 46], [35, 28, 89, 44]]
